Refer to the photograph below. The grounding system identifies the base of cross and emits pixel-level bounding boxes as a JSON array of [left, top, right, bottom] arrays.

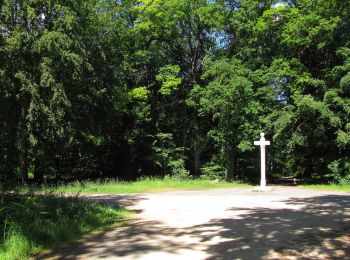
[[253, 186, 273, 192]]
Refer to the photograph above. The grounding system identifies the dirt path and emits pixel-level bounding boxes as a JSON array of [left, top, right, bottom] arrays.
[[38, 186, 350, 259]]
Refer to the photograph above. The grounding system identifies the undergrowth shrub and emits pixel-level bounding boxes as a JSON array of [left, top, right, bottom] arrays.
[[327, 158, 350, 185], [200, 162, 226, 181], [0, 193, 129, 260], [151, 133, 189, 178]]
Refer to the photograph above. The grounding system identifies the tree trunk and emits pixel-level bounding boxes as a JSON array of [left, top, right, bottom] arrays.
[[34, 168, 44, 184], [149, 82, 159, 135], [193, 121, 201, 177], [19, 145, 28, 183], [34, 158, 44, 184], [194, 141, 201, 177], [18, 103, 29, 183], [226, 148, 237, 181]]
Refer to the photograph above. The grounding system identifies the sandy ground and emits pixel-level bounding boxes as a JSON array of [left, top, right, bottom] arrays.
[[38, 186, 350, 260]]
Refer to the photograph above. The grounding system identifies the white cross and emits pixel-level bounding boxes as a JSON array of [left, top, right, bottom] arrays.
[[254, 133, 270, 189]]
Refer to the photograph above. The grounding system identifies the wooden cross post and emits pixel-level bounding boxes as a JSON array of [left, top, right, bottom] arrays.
[[254, 133, 270, 189]]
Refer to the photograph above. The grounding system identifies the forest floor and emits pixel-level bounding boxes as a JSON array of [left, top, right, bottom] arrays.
[[37, 186, 350, 260]]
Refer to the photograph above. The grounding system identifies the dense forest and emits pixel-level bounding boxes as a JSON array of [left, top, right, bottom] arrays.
[[0, 0, 349, 186]]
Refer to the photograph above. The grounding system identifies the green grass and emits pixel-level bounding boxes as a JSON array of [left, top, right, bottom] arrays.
[[0, 193, 131, 260], [303, 184, 350, 192], [38, 178, 249, 194]]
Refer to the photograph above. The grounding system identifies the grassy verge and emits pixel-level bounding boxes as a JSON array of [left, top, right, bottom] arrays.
[[0, 193, 131, 260], [36, 178, 249, 194], [303, 184, 350, 192]]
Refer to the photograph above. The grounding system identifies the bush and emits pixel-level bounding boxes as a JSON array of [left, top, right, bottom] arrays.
[[200, 162, 226, 181], [150, 133, 189, 178], [327, 158, 350, 185]]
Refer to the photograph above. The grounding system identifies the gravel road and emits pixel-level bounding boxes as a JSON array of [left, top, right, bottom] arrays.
[[38, 186, 350, 260]]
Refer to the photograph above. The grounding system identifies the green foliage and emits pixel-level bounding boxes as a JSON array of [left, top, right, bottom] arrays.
[[0, 193, 130, 259], [196, 58, 264, 180], [327, 159, 350, 185], [150, 133, 189, 178], [129, 87, 150, 101], [166, 157, 190, 180], [156, 65, 181, 95], [200, 162, 226, 181], [1, 0, 350, 185]]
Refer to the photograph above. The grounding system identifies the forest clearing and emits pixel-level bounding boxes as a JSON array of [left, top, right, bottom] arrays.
[[1, 0, 349, 258]]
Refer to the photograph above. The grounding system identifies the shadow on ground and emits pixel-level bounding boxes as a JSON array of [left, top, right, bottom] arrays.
[[82, 194, 148, 213], [38, 194, 350, 260], [201, 195, 350, 259]]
